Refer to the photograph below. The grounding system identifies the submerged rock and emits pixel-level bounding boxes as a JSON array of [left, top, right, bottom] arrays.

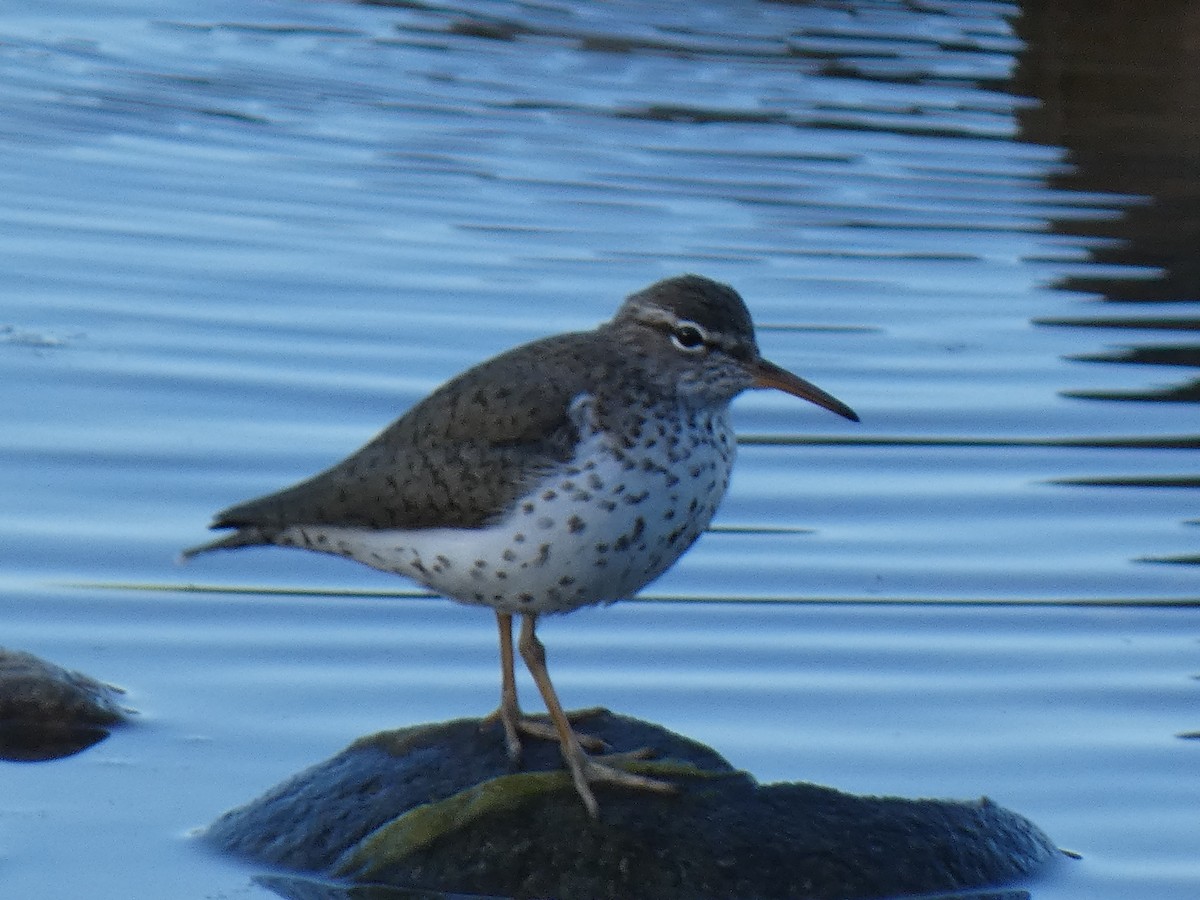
[[0, 647, 130, 761], [207, 710, 1061, 900]]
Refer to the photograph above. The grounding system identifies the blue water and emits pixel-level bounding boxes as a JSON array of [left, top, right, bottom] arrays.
[[1, 1, 1197, 898]]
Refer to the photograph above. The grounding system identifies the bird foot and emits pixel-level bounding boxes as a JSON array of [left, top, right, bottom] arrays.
[[566, 749, 677, 820], [481, 706, 608, 761], [588, 745, 655, 763]]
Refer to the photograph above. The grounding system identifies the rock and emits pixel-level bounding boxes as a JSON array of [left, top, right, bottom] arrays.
[[253, 874, 1037, 900], [0, 647, 130, 761], [207, 710, 1062, 900]]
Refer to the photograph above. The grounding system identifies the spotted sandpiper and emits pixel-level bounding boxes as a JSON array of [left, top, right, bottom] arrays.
[[184, 274, 858, 817]]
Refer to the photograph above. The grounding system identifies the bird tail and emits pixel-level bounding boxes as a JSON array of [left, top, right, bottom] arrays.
[[179, 526, 271, 561]]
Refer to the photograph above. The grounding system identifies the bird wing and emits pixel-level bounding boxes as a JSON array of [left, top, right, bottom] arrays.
[[189, 332, 603, 553]]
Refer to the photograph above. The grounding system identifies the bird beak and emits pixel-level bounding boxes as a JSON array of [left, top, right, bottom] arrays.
[[753, 358, 859, 422]]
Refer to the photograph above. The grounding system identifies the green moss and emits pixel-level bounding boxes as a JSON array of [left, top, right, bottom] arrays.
[[336, 759, 739, 880], [619, 759, 735, 780], [337, 769, 572, 878], [348, 717, 497, 757], [346, 724, 429, 756]]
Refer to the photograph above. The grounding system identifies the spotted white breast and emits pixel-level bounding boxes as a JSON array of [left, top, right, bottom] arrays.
[[274, 393, 737, 614]]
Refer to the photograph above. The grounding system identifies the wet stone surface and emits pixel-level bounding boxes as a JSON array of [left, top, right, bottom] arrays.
[[206, 710, 1061, 900], [0, 647, 129, 761]]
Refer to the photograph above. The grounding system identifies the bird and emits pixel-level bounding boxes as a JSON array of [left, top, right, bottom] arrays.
[[183, 274, 858, 818]]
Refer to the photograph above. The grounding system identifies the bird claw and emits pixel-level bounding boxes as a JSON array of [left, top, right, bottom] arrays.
[[568, 751, 677, 820], [591, 745, 655, 763], [481, 706, 609, 761], [480, 705, 668, 818]]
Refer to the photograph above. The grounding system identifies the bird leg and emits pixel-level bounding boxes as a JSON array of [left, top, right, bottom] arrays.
[[481, 611, 605, 761], [517, 613, 675, 819]]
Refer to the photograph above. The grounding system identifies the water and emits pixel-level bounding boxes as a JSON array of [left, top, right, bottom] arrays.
[[1, 1, 1197, 897]]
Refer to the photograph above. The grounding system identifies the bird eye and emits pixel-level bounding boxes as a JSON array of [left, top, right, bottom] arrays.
[[670, 322, 707, 353]]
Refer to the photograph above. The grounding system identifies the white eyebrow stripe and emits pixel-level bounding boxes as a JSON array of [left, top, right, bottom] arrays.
[[625, 301, 748, 356]]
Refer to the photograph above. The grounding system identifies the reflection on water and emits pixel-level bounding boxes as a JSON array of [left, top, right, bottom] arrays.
[[1064, 344, 1200, 405], [0, 723, 111, 762], [1015, 0, 1200, 418], [1012, 0, 1200, 563], [1015, 0, 1200, 304]]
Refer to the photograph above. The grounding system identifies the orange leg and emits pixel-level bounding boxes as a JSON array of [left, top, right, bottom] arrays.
[[482, 611, 602, 760], [517, 613, 673, 818]]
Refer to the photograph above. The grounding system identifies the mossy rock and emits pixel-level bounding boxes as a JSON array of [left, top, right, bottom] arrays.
[[206, 710, 1062, 900]]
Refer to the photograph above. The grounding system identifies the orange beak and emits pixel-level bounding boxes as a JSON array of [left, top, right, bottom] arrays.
[[753, 358, 859, 422]]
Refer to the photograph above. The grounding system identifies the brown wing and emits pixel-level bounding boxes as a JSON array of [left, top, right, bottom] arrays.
[[189, 330, 607, 553]]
